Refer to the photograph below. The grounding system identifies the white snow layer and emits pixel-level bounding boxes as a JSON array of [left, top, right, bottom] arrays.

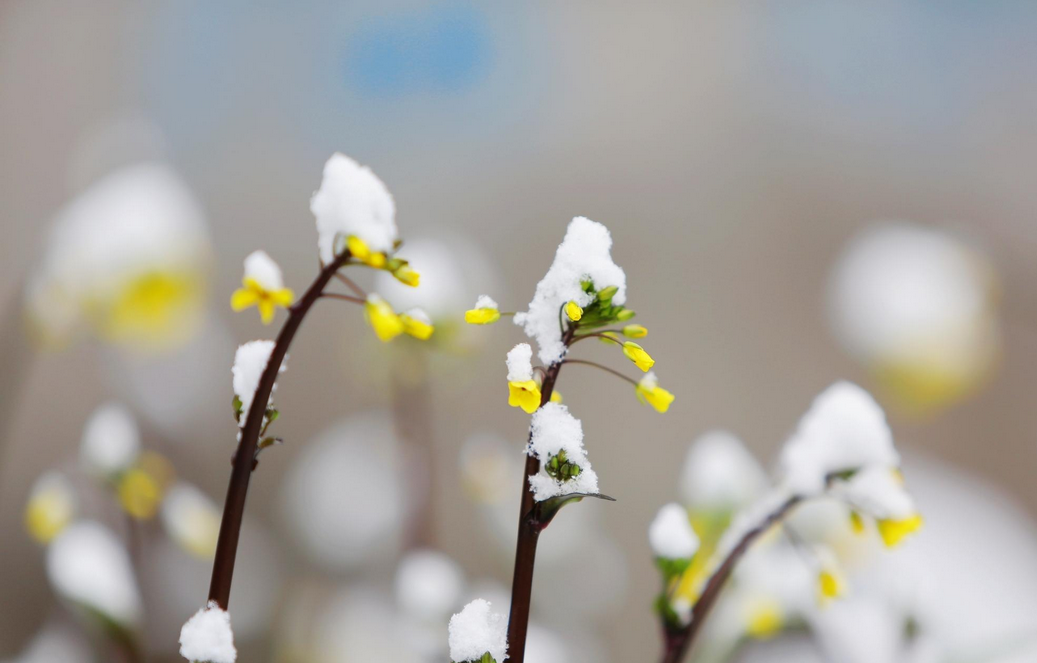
[[241, 250, 285, 291], [514, 217, 627, 365], [179, 602, 237, 663], [780, 382, 900, 495], [231, 340, 285, 423], [46, 521, 142, 626], [80, 402, 140, 476], [830, 465, 916, 520], [448, 599, 508, 663], [649, 503, 700, 560], [506, 343, 534, 382], [527, 402, 599, 501], [310, 153, 398, 264], [474, 294, 498, 310]]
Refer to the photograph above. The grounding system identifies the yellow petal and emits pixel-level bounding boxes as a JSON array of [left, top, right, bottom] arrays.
[[401, 314, 434, 340], [25, 488, 74, 544], [623, 342, 655, 372], [365, 297, 405, 342], [550, 391, 563, 404], [623, 324, 648, 338], [270, 287, 295, 307], [257, 299, 276, 325], [637, 384, 674, 413], [877, 514, 924, 547], [508, 381, 542, 414], [849, 510, 866, 534], [393, 265, 420, 287], [347, 236, 371, 261], [231, 287, 260, 311], [745, 599, 783, 639], [817, 569, 845, 604], [465, 308, 501, 325]]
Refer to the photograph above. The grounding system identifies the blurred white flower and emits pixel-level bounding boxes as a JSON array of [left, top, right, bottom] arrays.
[[0, 622, 91, 663], [279, 414, 407, 571], [25, 162, 210, 351], [46, 521, 142, 627], [828, 222, 999, 412], [80, 401, 140, 477], [315, 587, 420, 663]]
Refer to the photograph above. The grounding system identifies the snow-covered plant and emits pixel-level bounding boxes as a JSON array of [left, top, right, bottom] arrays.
[[189, 153, 432, 663], [653, 381, 923, 663], [462, 216, 673, 662]]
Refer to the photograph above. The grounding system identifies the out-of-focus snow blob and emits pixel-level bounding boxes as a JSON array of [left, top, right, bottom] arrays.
[[161, 483, 221, 559], [25, 162, 210, 351], [679, 430, 767, 513], [828, 223, 999, 412], [46, 521, 142, 627], [314, 587, 420, 662], [179, 602, 237, 663], [80, 401, 140, 477], [649, 503, 700, 560], [395, 549, 466, 621], [279, 414, 407, 571], [1, 623, 92, 663]]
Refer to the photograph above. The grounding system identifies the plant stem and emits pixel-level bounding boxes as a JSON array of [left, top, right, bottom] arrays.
[[207, 251, 350, 608], [661, 495, 803, 663], [506, 326, 575, 663], [562, 358, 639, 386]]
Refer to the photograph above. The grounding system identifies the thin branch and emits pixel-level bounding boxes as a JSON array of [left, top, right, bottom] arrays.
[[506, 326, 576, 663], [334, 271, 367, 298], [207, 250, 351, 608], [320, 292, 365, 305], [562, 358, 639, 386], [570, 330, 623, 345], [661, 496, 803, 663]]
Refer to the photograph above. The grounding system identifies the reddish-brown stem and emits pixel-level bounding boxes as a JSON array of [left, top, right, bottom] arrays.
[[334, 271, 367, 298], [207, 251, 351, 608], [506, 326, 576, 663], [661, 496, 803, 663], [320, 292, 365, 305]]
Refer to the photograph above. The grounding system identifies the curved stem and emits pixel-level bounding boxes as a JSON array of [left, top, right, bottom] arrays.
[[661, 496, 803, 663], [562, 358, 639, 386], [506, 326, 576, 663], [320, 292, 365, 305], [334, 271, 367, 298], [207, 250, 351, 608], [570, 331, 622, 345]]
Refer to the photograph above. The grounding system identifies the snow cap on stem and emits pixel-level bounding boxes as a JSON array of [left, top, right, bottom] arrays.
[[231, 340, 286, 424], [527, 403, 599, 500], [514, 217, 626, 365], [179, 601, 237, 663], [649, 503, 700, 560], [311, 153, 397, 264], [448, 599, 508, 663]]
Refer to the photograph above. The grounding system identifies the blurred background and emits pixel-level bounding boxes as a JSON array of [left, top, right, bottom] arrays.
[[3, 1, 1037, 662]]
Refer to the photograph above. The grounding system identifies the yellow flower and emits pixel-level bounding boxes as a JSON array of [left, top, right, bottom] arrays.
[[118, 468, 163, 520], [365, 295, 405, 342], [623, 342, 655, 371], [508, 380, 542, 414], [231, 278, 294, 325], [623, 324, 648, 338], [876, 513, 924, 547], [231, 250, 294, 324], [103, 269, 203, 347], [817, 568, 846, 605], [24, 474, 75, 544], [565, 301, 583, 321], [465, 308, 500, 325], [392, 263, 420, 287], [400, 308, 434, 340], [550, 390, 563, 404], [347, 236, 387, 268], [636, 373, 674, 413], [745, 598, 783, 639]]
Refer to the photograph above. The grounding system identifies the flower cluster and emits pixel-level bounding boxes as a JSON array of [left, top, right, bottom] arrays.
[[649, 381, 923, 656]]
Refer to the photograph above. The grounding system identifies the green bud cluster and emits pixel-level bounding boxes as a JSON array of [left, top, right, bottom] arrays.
[[571, 281, 634, 329], [545, 450, 582, 481]]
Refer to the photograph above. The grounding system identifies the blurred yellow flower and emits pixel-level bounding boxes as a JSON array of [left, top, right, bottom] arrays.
[[623, 324, 648, 338], [347, 235, 387, 268], [102, 270, 203, 346], [508, 380, 542, 414], [817, 568, 846, 605], [623, 342, 655, 372], [400, 309, 434, 340], [744, 598, 783, 639], [392, 263, 420, 287], [877, 513, 924, 547], [118, 468, 163, 520], [365, 295, 405, 342], [636, 373, 674, 413], [25, 473, 76, 544], [550, 390, 563, 404]]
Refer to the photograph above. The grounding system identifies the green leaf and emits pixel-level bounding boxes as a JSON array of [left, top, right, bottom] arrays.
[[534, 492, 616, 530]]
